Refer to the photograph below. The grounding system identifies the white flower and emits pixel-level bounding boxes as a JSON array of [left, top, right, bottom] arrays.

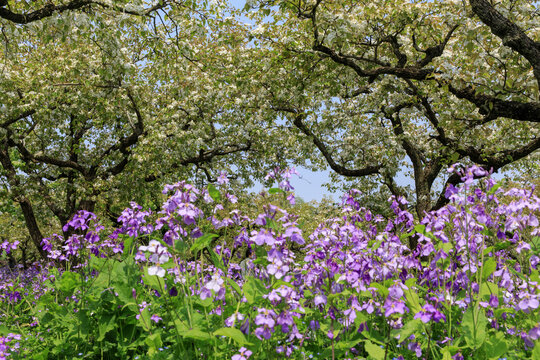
[[205, 273, 224, 292], [148, 265, 165, 278], [139, 240, 161, 253], [149, 252, 170, 264]]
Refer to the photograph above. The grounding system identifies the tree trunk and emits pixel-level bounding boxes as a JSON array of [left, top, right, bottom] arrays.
[[18, 197, 47, 259]]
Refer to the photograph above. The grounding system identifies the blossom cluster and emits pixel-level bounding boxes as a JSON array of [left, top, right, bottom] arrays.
[[0, 166, 539, 359]]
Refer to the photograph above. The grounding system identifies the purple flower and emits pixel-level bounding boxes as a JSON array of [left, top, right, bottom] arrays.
[[225, 312, 245, 327], [254, 326, 273, 340], [314, 294, 327, 307], [232, 347, 252, 360], [407, 342, 422, 357], [217, 172, 229, 185], [384, 299, 408, 317], [517, 295, 539, 311], [414, 303, 446, 323], [251, 229, 275, 246]]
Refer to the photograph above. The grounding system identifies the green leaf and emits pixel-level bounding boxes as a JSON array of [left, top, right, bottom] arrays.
[[226, 277, 242, 296], [334, 336, 363, 351], [208, 248, 226, 272], [479, 282, 499, 301], [208, 184, 221, 202], [405, 288, 422, 314], [145, 333, 163, 354], [461, 308, 487, 349], [111, 260, 128, 283], [243, 276, 267, 304], [0, 325, 9, 336], [115, 283, 138, 310], [370, 283, 389, 298], [391, 319, 422, 342], [268, 187, 284, 194], [213, 327, 252, 345], [494, 241, 513, 251], [487, 181, 502, 195], [138, 308, 151, 331], [484, 332, 508, 359], [98, 314, 116, 341], [58, 271, 80, 295], [365, 340, 385, 360], [183, 328, 213, 342], [190, 233, 219, 253], [195, 297, 213, 308], [142, 271, 162, 291], [441, 347, 453, 360], [532, 341, 540, 360], [89, 256, 108, 271], [121, 234, 135, 258], [265, 217, 280, 232], [482, 258, 497, 281], [175, 238, 189, 253], [76, 310, 91, 336]]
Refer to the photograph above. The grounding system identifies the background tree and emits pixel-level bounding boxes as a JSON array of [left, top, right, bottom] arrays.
[[0, 0, 294, 257], [244, 0, 539, 217], [2, 0, 539, 257]]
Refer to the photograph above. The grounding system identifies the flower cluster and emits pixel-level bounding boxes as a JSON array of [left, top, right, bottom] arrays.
[[138, 240, 171, 277], [1, 167, 539, 359]]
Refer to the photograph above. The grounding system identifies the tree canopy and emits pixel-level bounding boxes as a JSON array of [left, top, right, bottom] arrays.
[[0, 0, 539, 256], [243, 0, 539, 216]]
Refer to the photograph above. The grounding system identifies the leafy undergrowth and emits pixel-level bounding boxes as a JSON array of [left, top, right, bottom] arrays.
[[1, 166, 539, 359]]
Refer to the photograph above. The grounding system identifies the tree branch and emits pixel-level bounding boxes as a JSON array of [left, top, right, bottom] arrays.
[[448, 85, 540, 122], [284, 109, 382, 177], [469, 0, 540, 85], [0, 0, 166, 24]]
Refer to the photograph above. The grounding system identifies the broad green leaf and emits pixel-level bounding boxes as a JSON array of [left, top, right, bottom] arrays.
[[370, 283, 389, 298], [441, 347, 453, 360], [58, 271, 80, 295], [333, 337, 363, 352], [76, 310, 91, 336], [213, 327, 252, 345], [138, 308, 151, 331], [405, 288, 422, 313], [365, 340, 385, 360], [195, 297, 213, 308], [142, 271, 162, 291], [175, 239, 189, 253], [243, 276, 267, 304], [484, 332, 508, 359], [0, 325, 9, 336], [145, 333, 163, 354], [532, 341, 540, 359], [461, 308, 487, 349], [111, 260, 128, 283], [226, 277, 242, 295], [183, 328, 212, 342], [121, 234, 135, 258], [208, 248, 226, 272], [98, 314, 116, 341], [391, 319, 422, 342], [479, 282, 499, 301], [482, 258, 497, 281], [190, 233, 219, 253], [208, 184, 221, 201]]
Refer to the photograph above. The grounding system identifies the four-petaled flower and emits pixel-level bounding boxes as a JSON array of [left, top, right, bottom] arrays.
[[231, 347, 252, 360]]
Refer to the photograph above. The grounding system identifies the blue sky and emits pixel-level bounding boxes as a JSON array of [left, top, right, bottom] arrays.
[[250, 168, 339, 203]]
